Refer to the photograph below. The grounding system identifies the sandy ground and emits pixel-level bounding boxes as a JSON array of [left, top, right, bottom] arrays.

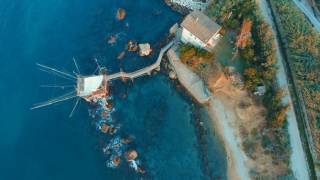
[[257, 0, 310, 179], [207, 76, 253, 180], [208, 90, 251, 180], [207, 75, 290, 179]]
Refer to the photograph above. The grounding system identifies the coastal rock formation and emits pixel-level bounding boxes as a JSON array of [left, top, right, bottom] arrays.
[[127, 41, 138, 52], [165, 0, 211, 14], [126, 150, 138, 160], [101, 124, 110, 133], [106, 100, 113, 109], [117, 8, 126, 21], [138, 166, 146, 174], [167, 46, 211, 103], [139, 43, 152, 56], [109, 126, 118, 135], [113, 156, 121, 167]]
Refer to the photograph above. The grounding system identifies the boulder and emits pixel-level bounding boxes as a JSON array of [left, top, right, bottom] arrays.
[[106, 100, 113, 109], [127, 41, 138, 52], [169, 71, 177, 79], [113, 156, 121, 167], [126, 150, 138, 160], [138, 166, 146, 174], [139, 43, 152, 56], [101, 124, 110, 134], [117, 8, 126, 21]]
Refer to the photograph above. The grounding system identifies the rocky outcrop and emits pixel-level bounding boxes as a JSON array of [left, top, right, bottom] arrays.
[[139, 43, 152, 56], [164, 0, 211, 15], [117, 8, 126, 21]]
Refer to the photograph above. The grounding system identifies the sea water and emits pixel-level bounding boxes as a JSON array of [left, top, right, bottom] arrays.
[[0, 0, 226, 179]]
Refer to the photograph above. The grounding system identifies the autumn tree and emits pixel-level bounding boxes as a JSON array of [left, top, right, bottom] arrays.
[[244, 67, 260, 91], [236, 19, 253, 49]]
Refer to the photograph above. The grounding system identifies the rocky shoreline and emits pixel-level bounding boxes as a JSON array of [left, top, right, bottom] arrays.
[[164, 0, 191, 15]]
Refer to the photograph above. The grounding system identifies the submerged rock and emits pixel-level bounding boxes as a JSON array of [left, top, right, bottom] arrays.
[[138, 166, 146, 174], [108, 35, 117, 44], [117, 51, 126, 60], [139, 43, 152, 56], [101, 111, 109, 118], [109, 126, 118, 135], [106, 100, 113, 109], [128, 160, 139, 171], [117, 8, 126, 21]]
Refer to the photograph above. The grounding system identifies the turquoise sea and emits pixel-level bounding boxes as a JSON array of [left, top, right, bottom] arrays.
[[0, 0, 226, 179]]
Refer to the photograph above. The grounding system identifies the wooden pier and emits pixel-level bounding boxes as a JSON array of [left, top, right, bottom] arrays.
[[105, 41, 174, 81]]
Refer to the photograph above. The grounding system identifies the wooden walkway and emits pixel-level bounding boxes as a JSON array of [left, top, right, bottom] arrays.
[[105, 41, 174, 81]]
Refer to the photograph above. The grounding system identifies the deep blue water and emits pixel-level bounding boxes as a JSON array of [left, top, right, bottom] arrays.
[[0, 0, 226, 179]]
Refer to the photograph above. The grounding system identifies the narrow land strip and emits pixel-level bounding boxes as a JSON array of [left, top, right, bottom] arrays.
[[257, 0, 310, 179]]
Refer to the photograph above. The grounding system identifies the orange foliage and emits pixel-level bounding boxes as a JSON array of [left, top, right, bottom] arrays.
[[273, 105, 290, 128], [236, 19, 253, 49]]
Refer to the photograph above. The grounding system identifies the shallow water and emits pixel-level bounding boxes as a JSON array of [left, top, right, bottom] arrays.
[[0, 0, 226, 179]]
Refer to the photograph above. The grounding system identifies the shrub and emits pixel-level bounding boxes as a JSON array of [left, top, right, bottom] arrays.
[[180, 47, 197, 64], [179, 44, 214, 70]]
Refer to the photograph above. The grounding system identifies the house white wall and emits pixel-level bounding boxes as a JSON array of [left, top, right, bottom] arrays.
[[180, 27, 222, 51], [180, 28, 206, 48]]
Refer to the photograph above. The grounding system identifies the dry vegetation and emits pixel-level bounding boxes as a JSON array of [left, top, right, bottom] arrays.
[[270, 0, 320, 161]]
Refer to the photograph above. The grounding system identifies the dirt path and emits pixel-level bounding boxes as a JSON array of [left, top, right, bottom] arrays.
[[256, 0, 310, 179]]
